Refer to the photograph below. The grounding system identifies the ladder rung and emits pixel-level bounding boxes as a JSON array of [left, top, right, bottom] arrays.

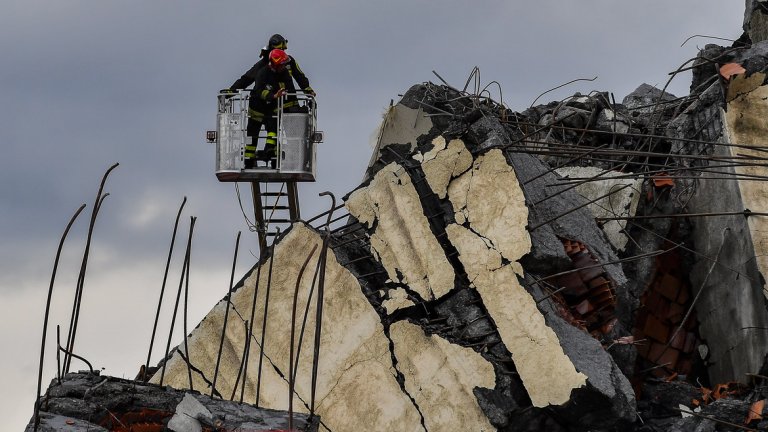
[[265, 206, 291, 210], [267, 218, 292, 223], [262, 192, 288, 197]]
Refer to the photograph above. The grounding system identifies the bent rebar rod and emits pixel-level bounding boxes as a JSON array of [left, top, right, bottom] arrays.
[[255, 230, 279, 407], [211, 231, 241, 398], [144, 196, 186, 381], [159, 216, 194, 386], [289, 244, 319, 432], [182, 217, 197, 391], [64, 162, 119, 372], [310, 192, 336, 415], [34, 204, 86, 432]]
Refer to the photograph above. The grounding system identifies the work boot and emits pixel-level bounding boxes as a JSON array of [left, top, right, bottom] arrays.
[[243, 158, 255, 169], [255, 149, 275, 161]]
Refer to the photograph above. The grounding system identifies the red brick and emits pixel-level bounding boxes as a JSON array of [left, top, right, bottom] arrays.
[[656, 276, 681, 302], [648, 342, 680, 370], [644, 315, 670, 343], [666, 302, 685, 322], [644, 291, 670, 321], [669, 330, 686, 350], [588, 276, 609, 289]]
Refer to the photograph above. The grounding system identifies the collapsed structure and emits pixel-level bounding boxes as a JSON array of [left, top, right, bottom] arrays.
[[29, 2, 768, 431]]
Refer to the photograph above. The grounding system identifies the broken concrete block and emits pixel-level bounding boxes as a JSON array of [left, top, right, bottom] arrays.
[[447, 149, 531, 263], [390, 320, 496, 431], [347, 162, 455, 300], [596, 108, 630, 134], [154, 223, 423, 432], [554, 166, 642, 251], [622, 83, 677, 115], [415, 136, 473, 199], [168, 393, 211, 432]]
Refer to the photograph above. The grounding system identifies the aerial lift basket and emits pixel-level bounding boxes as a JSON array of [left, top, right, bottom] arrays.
[[208, 92, 323, 182]]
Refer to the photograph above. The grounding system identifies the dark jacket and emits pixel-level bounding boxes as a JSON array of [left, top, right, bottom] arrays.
[[229, 55, 312, 109]]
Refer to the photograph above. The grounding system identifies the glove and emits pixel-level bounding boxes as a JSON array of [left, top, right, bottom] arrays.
[[274, 88, 287, 99], [219, 88, 236, 99], [305, 88, 316, 97]]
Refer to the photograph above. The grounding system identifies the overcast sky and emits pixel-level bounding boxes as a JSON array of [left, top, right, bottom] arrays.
[[0, 1, 745, 429]]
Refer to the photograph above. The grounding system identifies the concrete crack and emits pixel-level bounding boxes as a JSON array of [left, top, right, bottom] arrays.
[[383, 324, 428, 432]]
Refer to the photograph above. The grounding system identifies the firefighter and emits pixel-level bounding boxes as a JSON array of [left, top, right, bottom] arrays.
[[249, 48, 314, 165], [220, 34, 314, 168]]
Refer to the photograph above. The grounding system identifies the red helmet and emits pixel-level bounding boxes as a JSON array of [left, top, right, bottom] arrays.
[[269, 49, 290, 70]]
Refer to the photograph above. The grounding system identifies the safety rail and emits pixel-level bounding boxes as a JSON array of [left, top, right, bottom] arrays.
[[208, 91, 322, 182]]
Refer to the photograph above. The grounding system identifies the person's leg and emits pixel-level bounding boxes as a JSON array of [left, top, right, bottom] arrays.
[[245, 108, 265, 169], [263, 115, 277, 159]]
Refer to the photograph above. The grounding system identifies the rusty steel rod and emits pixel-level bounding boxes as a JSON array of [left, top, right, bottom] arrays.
[[521, 144, 609, 186], [64, 163, 118, 372], [290, 261, 321, 398], [534, 248, 672, 304], [159, 217, 194, 386], [58, 343, 94, 375], [144, 196, 187, 381], [56, 326, 62, 384], [34, 203, 86, 432], [531, 165, 625, 207], [240, 233, 269, 403], [182, 216, 197, 392], [304, 203, 346, 225], [622, 216, 753, 282], [528, 183, 633, 231], [503, 121, 768, 154], [230, 320, 250, 401], [310, 192, 335, 416], [597, 210, 768, 222], [211, 231, 241, 399], [505, 142, 766, 163], [289, 244, 319, 432], [255, 233, 279, 408], [671, 406, 757, 432]]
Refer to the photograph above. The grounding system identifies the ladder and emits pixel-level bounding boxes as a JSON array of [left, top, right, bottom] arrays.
[[251, 181, 300, 251]]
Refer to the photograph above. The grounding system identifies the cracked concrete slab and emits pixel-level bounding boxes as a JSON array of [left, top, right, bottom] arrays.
[[443, 150, 586, 407], [391, 321, 497, 431], [725, 73, 768, 298], [451, 244, 587, 407], [346, 162, 455, 300], [415, 136, 474, 199], [445, 224, 503, 286], [154, 223, 421, 432], [447, 149, 531, 262]]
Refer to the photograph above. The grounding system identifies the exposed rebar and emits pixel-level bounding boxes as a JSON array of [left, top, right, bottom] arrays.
[[64, 163, 119, 372], [34, 204, 86, 432], [159, 216, 194, 386], [255, 233, 279, 407], [182, 216, 197, 391], [211, 231, 241, 398], [144, 196, 187, 381], [289, 244, 319, 431]]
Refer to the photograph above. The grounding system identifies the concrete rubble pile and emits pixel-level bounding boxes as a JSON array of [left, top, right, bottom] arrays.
[[29, 3, 768, 431], [28, 372, 319, 431]]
